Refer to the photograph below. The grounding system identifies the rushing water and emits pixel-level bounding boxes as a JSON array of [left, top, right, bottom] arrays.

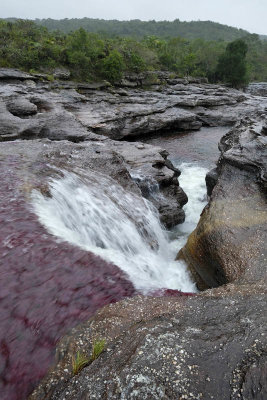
[[32, 127, 226, 295], [1, 126, 229, 400], [32, 163, 208, 294]]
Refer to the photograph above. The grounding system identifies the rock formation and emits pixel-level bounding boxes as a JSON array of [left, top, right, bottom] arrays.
[[180, 117, 267, 290], [246, 82, 267, 97], [29, 287, 267, 400], [1, 69, 266, 143], [0, 69, 266, 399], [29, 117, 267, 400]]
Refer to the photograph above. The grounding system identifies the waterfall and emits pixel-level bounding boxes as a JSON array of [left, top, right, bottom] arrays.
[[32, 163, 207, 293]]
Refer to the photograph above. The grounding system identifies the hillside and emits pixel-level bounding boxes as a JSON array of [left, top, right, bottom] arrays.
[[1, 19, 266, 83], [33, 18, 251, 41]]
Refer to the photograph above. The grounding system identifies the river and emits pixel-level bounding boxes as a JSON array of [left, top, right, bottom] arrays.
[[0, 126, 229, 400]]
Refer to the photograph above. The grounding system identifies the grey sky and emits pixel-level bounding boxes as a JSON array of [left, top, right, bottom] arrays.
[[1, 0, 267, 35]]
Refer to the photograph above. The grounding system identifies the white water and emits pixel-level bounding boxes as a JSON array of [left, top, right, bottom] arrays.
[[32, 163, 207, 293], [170, 162, 208, 243]]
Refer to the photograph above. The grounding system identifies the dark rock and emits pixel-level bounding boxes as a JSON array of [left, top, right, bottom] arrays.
[[159, 149, 169, 159], [179, 118, 267, 290], [77, 81, 111, 90], [29, 289, 267, 400], [115, 141, 187, 227], [158, 201, 186, 227], [205, 167, 219, 196]]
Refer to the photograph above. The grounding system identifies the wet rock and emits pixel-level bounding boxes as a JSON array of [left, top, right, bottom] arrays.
[[180, 117, 267, 290], [0, 137, 189, 399], [205, 167, 219, 196], [53, 68, 71, 80], [115, 141, 187, 227], [0, 146, 136, 400], [29, 289, 267, 400]]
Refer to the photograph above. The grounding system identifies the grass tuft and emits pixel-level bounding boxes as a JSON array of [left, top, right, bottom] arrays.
[[71, 338, 106, 376], [72, 351, 90, 376], [91, 338, 106, 361]]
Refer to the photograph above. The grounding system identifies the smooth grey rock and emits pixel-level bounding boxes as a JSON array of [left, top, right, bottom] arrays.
[[53, 68, 71, 80], [246, 82, 267, 97], [6, 97, 38, 117], [0, 68, 36, 80], [180, 117, 267, 290], [1, 76, 266, 142]]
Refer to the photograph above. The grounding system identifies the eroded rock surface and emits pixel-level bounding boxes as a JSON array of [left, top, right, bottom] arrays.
[[0, 146, 135, 400], [29, 288, 267, 400], [1, 69, 267, 400], [246, 82, 267, 97], [180, 117, 267, 289], [0, 139, 188, 400], [28, 115, 267, 400], [1, 69, 266, 143]]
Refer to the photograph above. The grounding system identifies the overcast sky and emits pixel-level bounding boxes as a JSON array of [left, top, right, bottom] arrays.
[[1, 0, 267, 35]]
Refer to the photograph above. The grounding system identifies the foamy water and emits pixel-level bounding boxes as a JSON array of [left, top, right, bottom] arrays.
[[32, 163, 207, 293]]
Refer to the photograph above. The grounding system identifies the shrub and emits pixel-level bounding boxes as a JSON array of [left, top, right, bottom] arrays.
[[215, 39, 248, 87], [100, 50, 125, 82]]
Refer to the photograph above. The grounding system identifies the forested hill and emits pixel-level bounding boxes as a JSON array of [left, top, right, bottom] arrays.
[[1, 19, 266, 84], [32, 18, 251, 41]]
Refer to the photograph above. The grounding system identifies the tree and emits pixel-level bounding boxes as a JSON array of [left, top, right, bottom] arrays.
[[215, 39, 248, 87], [100, 49, 125, 82]]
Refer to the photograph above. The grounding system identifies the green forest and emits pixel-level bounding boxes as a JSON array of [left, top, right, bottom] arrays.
[[33, 18, 253, 41], [0, 19, 267, 86]]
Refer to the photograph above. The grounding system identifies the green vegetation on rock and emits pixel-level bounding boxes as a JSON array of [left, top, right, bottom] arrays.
[[72, 352, 90, 376], [72, 338, 106, 376], [91, 338, 106, 361], [0, 19, 266, 84]]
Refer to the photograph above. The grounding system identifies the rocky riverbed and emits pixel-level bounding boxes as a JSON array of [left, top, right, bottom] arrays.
[[29, 117, 267, 400], [0, 69, 266, 400]]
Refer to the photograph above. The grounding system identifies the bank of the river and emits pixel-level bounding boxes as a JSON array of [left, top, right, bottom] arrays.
[[30, 117, 267, 400], [0, 70, 266, 399]]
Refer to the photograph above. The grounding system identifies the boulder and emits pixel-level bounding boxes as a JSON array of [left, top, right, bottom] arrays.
[[6, 97, 38, 117], [29, 288, 267, 400], [179, 117, 267, 289]]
